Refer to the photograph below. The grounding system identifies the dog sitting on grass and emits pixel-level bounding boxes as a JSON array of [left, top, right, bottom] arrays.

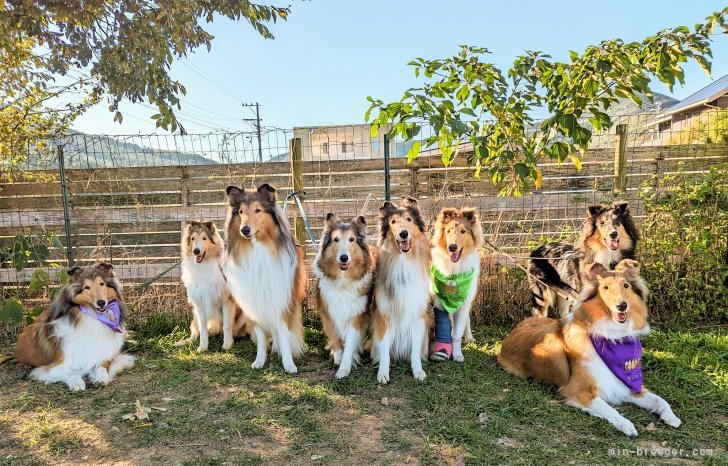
[[15, 263, 135, 391]]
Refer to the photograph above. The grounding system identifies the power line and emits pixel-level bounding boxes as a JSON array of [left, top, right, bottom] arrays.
[[179, 59, 247, 103]]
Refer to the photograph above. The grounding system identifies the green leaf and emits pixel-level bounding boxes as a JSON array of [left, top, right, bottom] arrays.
[[26, 306, 45, 324], [51, 235, 65, 255], [406, 141, 422, 163], [29, 268, 51, 294], [569, 155, 583, 170], [58, 268, 69, 285], [0, 299, 23, 324]]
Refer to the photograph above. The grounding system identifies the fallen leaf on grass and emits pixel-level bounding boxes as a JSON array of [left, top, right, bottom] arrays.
[[478, 412, 489, 424], [151, 406, 167, 412], [497, 436, 510, 446], [0, 355, 9, 364], [161, 397, 174, 402], [645, 422, 657, 431], [381, 397, 389, 406], [311, 455, 323, 461], [122, 400, 152, 421]]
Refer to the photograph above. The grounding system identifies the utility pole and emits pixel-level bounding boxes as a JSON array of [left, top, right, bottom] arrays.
[[242, 102, 263, 162]]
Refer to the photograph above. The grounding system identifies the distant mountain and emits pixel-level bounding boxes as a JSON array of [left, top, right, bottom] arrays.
[[605, 92, 678, 117], [21, 131, 217, 170]]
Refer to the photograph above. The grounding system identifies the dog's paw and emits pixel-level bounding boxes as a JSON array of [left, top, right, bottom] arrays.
[[195, 345, 208, 353], [662, 413, 682, 428], [453, 352, 465, 363], [67, 376, 86, 392], [251, 359, 265, 370], [412, 370, 427, 382], [90, 369, 110, 386], [614, 418, 638, 437], [377, 372, 390, 384], [283, 362, 298, 374], [335, 366, 351, 379], [222, 339, 233, 351]]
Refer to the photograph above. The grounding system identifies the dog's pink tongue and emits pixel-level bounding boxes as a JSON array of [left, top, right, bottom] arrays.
[[195, 254, 203, 263], [449, 251, 460, 263], [608, 240, 619, 251], [400, 239, 411, 252]]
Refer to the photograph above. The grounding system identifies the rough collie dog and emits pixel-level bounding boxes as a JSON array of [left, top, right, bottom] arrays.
[[224, 183, 306, 373], [528, 202, 639, 317], [15, 263, 135, 391], [371, 197, 431, 384], [313, 214, 377, 379], [175, 221, 246, 352], [430, 208, 483, 362], [499, 260, 681, 436]]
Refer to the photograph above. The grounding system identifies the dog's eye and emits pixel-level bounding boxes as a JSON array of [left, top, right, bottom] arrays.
[[202, 237, 207, 240], [391, 220, 395, 224], [255, 208, 261, 213], [334, 238, 339, 243], [599, 221, 605, 226], [461, 229, 466, 234], [349, 237, 355, 242], [406, 217, 412, 222], [84, 285, 90, 290], [623, 283, 629, 288], [603, 285, 608, 290], [99, 282, 105, 287], [238, 210, 243, 215]]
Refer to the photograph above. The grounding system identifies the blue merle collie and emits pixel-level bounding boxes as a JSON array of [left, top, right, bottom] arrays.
[[528, 202, 639, 317]]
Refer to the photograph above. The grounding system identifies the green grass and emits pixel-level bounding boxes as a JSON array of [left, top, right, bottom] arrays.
[[0, 322, 726, 465]]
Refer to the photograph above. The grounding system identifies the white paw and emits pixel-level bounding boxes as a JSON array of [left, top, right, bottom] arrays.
[[412, 370, 427, 381], [335, 367, 351, 379], [251, 359, 265, 369], [67, 377, 86, 392], [196, 344, 208, 353], [453, 352, 465, 363], [283, 362, 298, 374], [662, 413, 682, 428], [222, 340, 233, 351], [614, 418, 638, 437], [90, 370, 110, 386], [377, 372, 390, 384]]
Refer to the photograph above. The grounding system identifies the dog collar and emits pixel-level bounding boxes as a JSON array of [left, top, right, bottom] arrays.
[[79, 300, 122, 333], [589, 334, 643, 394], [429, 265, 477, 314]]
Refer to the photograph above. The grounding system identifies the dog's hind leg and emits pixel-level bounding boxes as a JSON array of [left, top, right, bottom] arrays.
[[250, 324, 268, 370], [275, 325, 298, 374], [336, 327, 362, 379], [174, 312, 200, 348], [108, 353, 135, 378], [194, 302, 210, 353], [410, 318, 427, 381], [30, 363, 85, 392], [464, 316, 475, 343], [629, 391, 682, 428]]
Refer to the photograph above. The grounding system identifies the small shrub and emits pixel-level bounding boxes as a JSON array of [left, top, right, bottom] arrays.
[[638, 164, 728, 324]]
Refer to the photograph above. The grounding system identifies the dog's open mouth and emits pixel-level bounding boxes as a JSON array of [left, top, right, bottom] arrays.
[[339, 262, 350, 271], [449, 248, 462, 263], [195, 251, 206, 263], [397, 238, 411, 253], [606, 238, 619, 251], [614, 311, 628, 323]]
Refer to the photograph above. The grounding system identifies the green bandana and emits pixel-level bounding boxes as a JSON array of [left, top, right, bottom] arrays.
[[430, 265, 477, 314]]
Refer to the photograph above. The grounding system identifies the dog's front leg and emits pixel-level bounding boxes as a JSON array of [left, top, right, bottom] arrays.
[[221, 298, 234, 351], [276, 326, 298, 374], [31, 363, 86, 392], [376, 330, 392, 384], [410, 317, 427, 381], [174, 313, 200, 347], [250, 324, 267, 369], [193, 303, 209, 353], [629, 390, 682, 428], [336, 327, 362, 379], [570, 397, 638, 436], [452, 305, 472, 363]]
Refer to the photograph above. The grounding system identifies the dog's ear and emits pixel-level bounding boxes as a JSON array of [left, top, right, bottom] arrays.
[[379, 201, 397, 218], [202, 221, 215, 233], [324, 213, 340, 229], [353, 215, 366, 226], [615, 259, 640, 277], [95, 262, 115, 276], [401, 196, 419, 212], [189, 220, 200, 227], [257, 183, 276, 203], [461, 208, 479, 224], [585, 262, 609, 281], [587, 205, 605, 219], [67, 266, 83, 279], [226, 186, 242, 205], [438, 208, 458, 223], [352, 215, 367, 236], [613, 202, 629, 216]]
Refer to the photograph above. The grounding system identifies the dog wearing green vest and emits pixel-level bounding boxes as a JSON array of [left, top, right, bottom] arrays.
[[430, 208, 484, 362]]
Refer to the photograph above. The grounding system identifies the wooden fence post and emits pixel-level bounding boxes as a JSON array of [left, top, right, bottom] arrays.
[[290, 137, 306, 255], [409, 165, 419, 196], [613, 124, 628, 194]]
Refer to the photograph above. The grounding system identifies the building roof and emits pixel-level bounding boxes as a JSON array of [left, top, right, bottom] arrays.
[[664, 74, 728, 115]]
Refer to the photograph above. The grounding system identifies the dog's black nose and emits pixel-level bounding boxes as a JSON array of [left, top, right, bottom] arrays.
[[96, 299, 107, 308], [609, 231, 619, 239], [193, 248, 200, 255], [339, 254, 349, 263], [616, 302, 628, 312], [241, 225, 251, 236], [399, 230, 409, 239], [448, 244, 458, 252]]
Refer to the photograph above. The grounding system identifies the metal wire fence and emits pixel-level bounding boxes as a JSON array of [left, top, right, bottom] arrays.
[[1, 111, 726, 325]]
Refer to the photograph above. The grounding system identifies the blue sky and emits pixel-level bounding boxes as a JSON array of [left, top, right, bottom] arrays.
[[70, 0, 728, 135]]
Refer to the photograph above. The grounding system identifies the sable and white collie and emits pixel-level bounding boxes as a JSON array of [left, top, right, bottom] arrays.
[[175, 221, 247, 352], [224, 183, 306, 373], [371, 197, 431, 384], [15, 263, 135, 391], [431, 207, 484, 362], [313, 214, 378, 379], [499, 259, 681, 436], [528, 202, 639, 317]]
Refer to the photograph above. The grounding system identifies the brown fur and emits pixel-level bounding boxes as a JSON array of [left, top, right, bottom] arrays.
[[432, 207, 484, 258], [499, 259, 649, 406], [15, 263, 127, 367]]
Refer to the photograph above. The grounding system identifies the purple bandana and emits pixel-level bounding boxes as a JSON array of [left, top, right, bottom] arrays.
[[79, 300, 122, 333], [589, 334, 643, 394]]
